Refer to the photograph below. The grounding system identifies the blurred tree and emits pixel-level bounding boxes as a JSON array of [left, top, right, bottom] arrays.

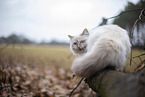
[[113, 1, 145, 48], [0, 37, 7, 44], [48, 39, 69, 46], [7, 34, 20, 44], [0, 33, 34, 45]]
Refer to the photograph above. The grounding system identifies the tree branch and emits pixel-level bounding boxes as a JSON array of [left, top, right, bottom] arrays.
[[85, 67, 145, 97]]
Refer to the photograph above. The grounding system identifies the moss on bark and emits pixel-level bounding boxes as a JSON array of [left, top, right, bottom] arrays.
[[86, 68, 145, 97]]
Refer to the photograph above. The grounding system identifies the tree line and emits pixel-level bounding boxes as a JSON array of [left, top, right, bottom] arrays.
[[0, 34, 34, 44], [0, 34, 69, 46]]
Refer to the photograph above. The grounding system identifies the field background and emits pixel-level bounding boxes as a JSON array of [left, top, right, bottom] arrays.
[[1, 45, 144, 71], [0, 45, 74, 70], [0, 45, 145, 96]]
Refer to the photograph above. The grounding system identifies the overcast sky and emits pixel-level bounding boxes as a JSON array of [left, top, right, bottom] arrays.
[[0, 0, 139, 43]]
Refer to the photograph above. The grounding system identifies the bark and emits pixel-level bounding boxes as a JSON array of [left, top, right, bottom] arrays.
[[85, 68, 145, 97]]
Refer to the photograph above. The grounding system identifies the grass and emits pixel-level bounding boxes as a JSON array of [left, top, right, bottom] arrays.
[[0, 44, 144, 72], [0, 45, 75, 70], [126, 49, 145, 72]]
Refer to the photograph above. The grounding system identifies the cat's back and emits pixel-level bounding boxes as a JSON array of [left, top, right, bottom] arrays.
[[88, 25, 129, 43], [87, 25, 130, 51], [89, 25, 128, 38]]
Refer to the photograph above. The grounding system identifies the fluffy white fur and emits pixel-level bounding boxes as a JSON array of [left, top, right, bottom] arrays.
[[70, 25, 131, 78]]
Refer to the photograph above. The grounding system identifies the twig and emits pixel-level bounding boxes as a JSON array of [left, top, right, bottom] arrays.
[[96, 8, 144, 28], [130, 9, 145, 65], [68, 78, 84, 97], [132, 53, 145, 58], [106, 8, 143, 20], [132, 60, 138, 65]]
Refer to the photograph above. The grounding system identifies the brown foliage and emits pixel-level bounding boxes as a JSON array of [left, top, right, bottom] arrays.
[[0, 64, 95, 97]]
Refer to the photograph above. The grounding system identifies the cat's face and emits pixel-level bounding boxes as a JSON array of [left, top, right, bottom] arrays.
[[68, 28, 89, 56]]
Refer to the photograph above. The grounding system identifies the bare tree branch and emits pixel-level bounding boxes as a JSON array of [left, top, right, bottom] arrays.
[[86, 67, 145, 97]]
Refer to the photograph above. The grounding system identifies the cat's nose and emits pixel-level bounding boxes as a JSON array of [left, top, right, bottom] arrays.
[[78, 47, 82, 50]]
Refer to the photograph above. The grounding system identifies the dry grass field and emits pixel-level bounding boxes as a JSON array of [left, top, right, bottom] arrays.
[[0, 45, 75, 70], [0, 44, 144, 96], [0, 45, 144, 71]]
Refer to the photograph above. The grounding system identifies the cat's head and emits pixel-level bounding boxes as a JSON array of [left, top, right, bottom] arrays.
[[68, 28, 89, 56]]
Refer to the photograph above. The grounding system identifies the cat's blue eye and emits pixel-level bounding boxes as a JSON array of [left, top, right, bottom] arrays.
[[81, 40, 85, 43], [73, 42, 77, 45]]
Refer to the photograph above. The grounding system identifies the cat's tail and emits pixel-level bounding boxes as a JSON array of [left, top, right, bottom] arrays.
[[71, 38, 128, 78]]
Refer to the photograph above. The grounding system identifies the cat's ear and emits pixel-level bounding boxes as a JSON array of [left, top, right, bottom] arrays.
[[68, 35, 74, 39], [81, 28, 89, 36]]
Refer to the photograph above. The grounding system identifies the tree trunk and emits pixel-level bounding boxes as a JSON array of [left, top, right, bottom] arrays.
[[85, 68, 145, 97]]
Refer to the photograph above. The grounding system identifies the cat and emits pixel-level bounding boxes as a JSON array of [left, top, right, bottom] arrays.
[[68, 24, 131, 78]]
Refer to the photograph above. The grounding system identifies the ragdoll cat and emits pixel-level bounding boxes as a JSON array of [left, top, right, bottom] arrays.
[[68, 24, 131, 78]]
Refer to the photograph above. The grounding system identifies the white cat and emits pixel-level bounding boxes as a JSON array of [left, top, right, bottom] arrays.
[[68, 25, 131, 78]]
